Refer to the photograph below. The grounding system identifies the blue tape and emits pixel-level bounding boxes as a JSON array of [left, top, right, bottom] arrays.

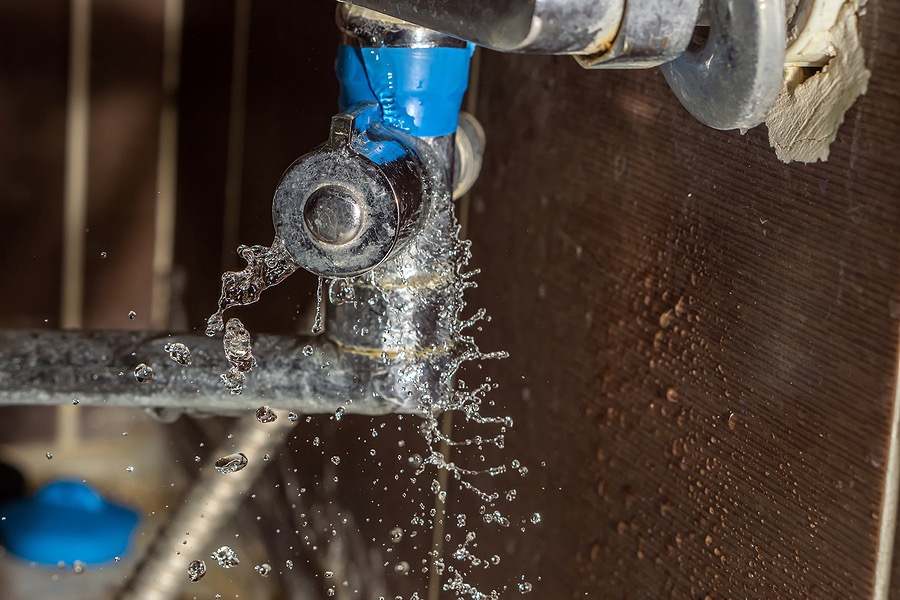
[[336, 44, 474, 138]]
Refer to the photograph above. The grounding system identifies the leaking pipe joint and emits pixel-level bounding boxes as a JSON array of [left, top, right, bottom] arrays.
[[273, 7, 476, 279]]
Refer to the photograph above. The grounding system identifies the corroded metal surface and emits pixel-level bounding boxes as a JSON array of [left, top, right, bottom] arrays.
[[0, 330, 420, 415]]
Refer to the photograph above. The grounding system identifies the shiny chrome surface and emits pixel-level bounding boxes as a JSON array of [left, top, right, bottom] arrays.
[[577, 0, 703, 69], [342, 0, 625, 54], [338, 4, 469, 48]]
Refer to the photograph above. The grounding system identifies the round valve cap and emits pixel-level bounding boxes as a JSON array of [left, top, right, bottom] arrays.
[[302, 185, 364, 246], [272, 139, 423, 278]]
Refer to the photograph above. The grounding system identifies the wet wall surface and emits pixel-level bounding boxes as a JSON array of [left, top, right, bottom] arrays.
[[461, 2, 900, 598]]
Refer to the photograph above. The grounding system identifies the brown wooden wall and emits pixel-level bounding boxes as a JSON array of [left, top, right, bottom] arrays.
[[461, 2, 900, 598]]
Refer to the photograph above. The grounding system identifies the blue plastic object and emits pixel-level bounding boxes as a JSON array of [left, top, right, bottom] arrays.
[[0, 480, 139, 566], [336, 44, 474, 138]]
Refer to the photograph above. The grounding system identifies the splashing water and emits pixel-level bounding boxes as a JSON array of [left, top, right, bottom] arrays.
[[256, 405, 277, 423], [215, 452, 248, 474], [220, 318, 256, 395], [201, 164, 531, 597], [133, 363, 155, 383], [164, 341, 192, 366], [187, 559, 206, 582], [205, 238, 299, 337], [211, 546, 240, 568]]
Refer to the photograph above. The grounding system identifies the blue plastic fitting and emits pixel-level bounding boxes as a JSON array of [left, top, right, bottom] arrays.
[[336, 44, 474, 138], [0, 480, 139, 566]]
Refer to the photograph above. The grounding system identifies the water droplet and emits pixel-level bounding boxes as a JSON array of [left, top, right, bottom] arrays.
[[72, 561, 85, 574], [215, 452, 248, 474], [530, 512, 542, 524], [666, 388, 679, 402], [164, 342, 193, 366], [394, 561, 410, 574], [325, 570, 334, 578], [126, 465, 134, 473], [256, 405, 277, 423], [127, 311, 136, 320], [187, 559, 206, 582], [328, 278, 355, 305], [219, 319, 259, 395], [285, 559, 294, 570], [389, 527, 404, 543], [72, 398, 79, 405], [728, 412, 738, 430], [659, 309, 674, 328], [100, 251, 108, 259], [518, 582, 532, 593], [302, 344, 314, 356], [211, 546, 240, 568], [331, 456, 341, 465], [312, 277, 325, 334], [133, 363, 155, 383], [255, 563, 272, 577], [334, 406, 345, 421], [288, 412, 299, 422], [45, 452, 53, 460]]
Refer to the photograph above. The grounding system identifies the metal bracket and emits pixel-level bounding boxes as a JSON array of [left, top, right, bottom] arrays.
[[660, 0, 787, 130]]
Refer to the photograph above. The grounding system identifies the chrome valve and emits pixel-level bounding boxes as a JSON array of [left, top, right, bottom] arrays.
[[272, 104, 425, 278]]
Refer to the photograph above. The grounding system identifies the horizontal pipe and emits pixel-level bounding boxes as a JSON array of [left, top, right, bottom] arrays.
[[0, 330, 424, 415]]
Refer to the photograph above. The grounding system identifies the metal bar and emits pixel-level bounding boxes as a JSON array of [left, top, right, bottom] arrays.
[[0, 330, 421, 415], [150, 0, 184, 329], [59, 0, 93, 451], [116, 414, 295, 600], [220, 0, 252, 270]]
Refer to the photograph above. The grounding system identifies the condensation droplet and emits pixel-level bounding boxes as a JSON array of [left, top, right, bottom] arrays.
[[288, 412, 299, 422], [530, 512, 542, 524], [255, 563, 272, 577], [334, 406, 345, 421], [302, 344, 314, 357], [331, 456, 341, 466], [127, 311, 136, 320]]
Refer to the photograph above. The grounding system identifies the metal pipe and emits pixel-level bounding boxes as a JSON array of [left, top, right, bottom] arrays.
[[0, 330, 423, 415], [116, 414, 295, 600]]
